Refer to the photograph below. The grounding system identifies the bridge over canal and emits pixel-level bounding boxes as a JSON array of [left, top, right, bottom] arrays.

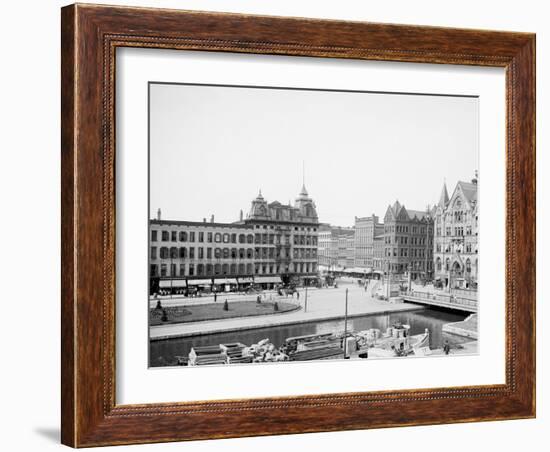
[[401, 290, 477, 313]]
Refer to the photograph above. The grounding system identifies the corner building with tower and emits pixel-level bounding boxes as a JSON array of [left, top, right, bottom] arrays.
[[432, 174, 479, 289]]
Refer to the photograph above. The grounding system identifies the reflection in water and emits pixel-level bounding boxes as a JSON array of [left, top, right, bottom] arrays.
[[150, 308, 472, 367]]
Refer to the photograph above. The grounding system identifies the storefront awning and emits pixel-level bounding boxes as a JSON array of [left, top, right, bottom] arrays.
[[159, 279, 186, 288], [237, 277, 254, 283], [254, 276, 282, 284], [187, 279, 212, 286], [213, 278, 238, 284], [343, 267, 372, 274], [302, 275, 319, 279]]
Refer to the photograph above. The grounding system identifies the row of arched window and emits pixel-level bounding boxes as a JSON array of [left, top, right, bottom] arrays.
[[155, 246, 254, 260], [192, 263, 254, 276], [154, 229, 255, 244], [435, 257, 477, 273]]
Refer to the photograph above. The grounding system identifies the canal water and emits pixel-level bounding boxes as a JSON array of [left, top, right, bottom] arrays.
[[149, 307, 473, 367]]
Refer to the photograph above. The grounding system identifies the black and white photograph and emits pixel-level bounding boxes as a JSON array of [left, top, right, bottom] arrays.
[[148, 82, 479, 367]]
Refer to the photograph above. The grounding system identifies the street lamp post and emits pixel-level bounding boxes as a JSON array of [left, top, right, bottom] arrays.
[[170, 249, 174, 299], [343, 288, 349, 358], [304, 281, 308, 312], [386, 261, 391, 300]]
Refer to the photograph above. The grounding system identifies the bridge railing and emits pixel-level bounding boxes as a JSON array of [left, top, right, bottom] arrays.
[[400, 290, 478, 311]]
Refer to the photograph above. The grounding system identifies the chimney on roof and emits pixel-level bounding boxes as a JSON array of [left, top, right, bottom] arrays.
[[210, 214, 215, 223], [239, 209, 243, 222], [157, 208, 161, 221], [203, 218, 206, 223], [472, 170, 478, 185]]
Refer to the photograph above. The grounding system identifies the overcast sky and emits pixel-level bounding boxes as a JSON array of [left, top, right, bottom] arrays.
[[149, 83, 478, 227]]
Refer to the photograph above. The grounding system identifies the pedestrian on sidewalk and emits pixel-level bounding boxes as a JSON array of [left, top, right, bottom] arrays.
[[214, 292, 217, 302], [443, 340, 451, 355]]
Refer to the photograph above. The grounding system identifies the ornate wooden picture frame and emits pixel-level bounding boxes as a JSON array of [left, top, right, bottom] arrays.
[[61, 3, 535, 447]]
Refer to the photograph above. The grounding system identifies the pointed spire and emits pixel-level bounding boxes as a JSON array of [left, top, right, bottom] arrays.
[[392, 200, 402, 215], [299, 161, 309, 197], [438, 181, 449, 207]]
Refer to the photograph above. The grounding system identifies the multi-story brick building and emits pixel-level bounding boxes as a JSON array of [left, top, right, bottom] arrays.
[[373, 234, 385, 274], [354, 215, 384, 269], [317, 224, 334, 268], [317, 224, 355, 269], [382, 201, 434, 280], [433, 175, 478, 289], [149, 184, 320, 294], [149, 216, 256, 293], [337, 234, 355, 268]]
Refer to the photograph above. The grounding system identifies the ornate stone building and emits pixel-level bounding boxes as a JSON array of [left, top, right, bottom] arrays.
[[243, 185, 320, 285], [382, 201, 434, 280], [433, 175, 479, 289]]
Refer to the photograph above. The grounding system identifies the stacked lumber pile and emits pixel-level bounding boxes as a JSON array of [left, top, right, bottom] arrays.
[[220, 343, 253, 364], [188, 345, 226, 366], [289, 334, 344, 361]]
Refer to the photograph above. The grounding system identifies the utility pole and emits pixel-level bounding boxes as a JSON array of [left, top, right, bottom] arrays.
[[343, 288, 349, 358], [304, 283, 308, 312], [425, 204, 431, 282]]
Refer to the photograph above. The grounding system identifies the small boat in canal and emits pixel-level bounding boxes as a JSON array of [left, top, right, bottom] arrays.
[[355, 323, 430, 358]]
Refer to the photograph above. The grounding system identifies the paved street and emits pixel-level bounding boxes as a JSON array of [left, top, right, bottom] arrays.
[[150, 279, 423, 340]]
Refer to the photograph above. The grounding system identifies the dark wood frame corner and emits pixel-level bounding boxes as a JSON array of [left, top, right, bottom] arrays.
[[61, 3, 536, 447]]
